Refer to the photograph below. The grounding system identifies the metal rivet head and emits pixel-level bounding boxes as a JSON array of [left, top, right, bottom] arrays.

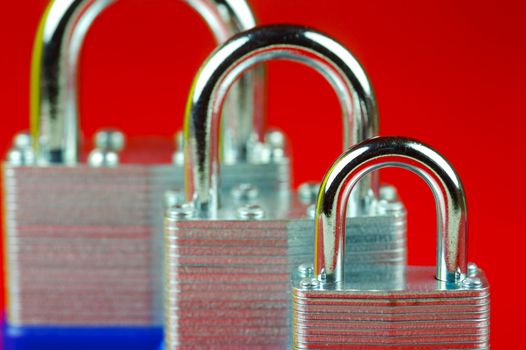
[[13, 132, 32, 149], [7, 149, 22, 165], [318, 268, 328, 282], [166, 203, 195, 220], [231, 183, 259, 202], [7, 147, 35, 166], [300, 278, 320, 290], [88, 149, 119, 167], [298, 264, 314, 278], [94, 129, 125, 152], [165, 189, 185, 208], [265, 130, 285, 149], [237, 204, 265, 220], [462, 277, 482, 289], [264, 130, 287, 163]]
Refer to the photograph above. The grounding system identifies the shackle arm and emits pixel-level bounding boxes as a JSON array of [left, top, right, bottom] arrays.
[[31, 0, 260, 165], [184, 25, 379, 218], [315, 136, 468, 285]]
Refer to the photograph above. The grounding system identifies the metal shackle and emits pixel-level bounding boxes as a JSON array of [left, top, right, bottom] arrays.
[[31, 0, 262, 165], [184, 25, 379, 218], [315, 136, 468, 285]]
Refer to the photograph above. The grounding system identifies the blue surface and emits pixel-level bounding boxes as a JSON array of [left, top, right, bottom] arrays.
[[2, 318, 163, 350]]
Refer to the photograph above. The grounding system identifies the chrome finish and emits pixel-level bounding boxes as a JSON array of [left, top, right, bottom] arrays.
[[185, 25, 379, 219], [315, 137, 468, 285], [237, 203, 265, 219], [164, 185, 406, 348], [292, 266, 489, 349], [32, 0, 262, 165]]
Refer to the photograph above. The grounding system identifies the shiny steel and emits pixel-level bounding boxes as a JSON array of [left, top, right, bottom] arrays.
[[164, 185, 406, 348], [184, 25, 379, 218], [32, 0, 262, 165], [292, 266, 489, 349], [315, 136, 468, 284]]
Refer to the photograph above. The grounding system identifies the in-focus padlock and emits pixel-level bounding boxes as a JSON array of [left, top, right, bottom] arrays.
[[292, 136, 490, 349], [2, 0, 268, 348], [164, 25, 407, 349]]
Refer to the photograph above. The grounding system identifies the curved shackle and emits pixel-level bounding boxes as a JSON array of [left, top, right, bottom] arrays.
[[315, 137, 468, 285], [31, 0, 262, 165], [184, 25, 379, 218]]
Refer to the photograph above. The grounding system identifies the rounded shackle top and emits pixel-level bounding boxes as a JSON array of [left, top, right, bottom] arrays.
[[315, 136, 468, 285], [31, 0, 258, 165], [184, 24, 379, 218]]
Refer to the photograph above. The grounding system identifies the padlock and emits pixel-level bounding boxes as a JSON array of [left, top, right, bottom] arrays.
[[164, 25, 407, 349], [2, 1, 270, 349], [291, 136, 490, 349]]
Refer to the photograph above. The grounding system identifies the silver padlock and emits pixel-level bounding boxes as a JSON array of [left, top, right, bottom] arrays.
[[164, 25, 407, 349], [3, 0, 265, 329], [292, 137, 490, 349]]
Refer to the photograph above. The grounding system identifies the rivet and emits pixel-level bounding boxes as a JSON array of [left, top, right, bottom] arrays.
[[462, 277, 482, 289], [165, 189, 185, 208], [237, 204, 265, 220], [166, 203, 195, 220], [300, 278, 320, 290], [94, 129, 125, 152], [231, 183, 259, 202], [298, 264, 314, 278], [13, 132, 32, 149], [88, 149, 119, 167]]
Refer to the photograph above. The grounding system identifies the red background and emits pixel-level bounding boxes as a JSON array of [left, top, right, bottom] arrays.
[[1, 0, 525, 347]]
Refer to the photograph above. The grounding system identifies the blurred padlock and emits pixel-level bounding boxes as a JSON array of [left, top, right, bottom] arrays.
[[2, 0, 267, 349], [292, 137, 490, 349], [164, 25, 407, 349]]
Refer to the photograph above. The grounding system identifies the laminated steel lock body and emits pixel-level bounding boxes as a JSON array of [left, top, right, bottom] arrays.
[[3, 0, 266, 328], [292, 137, 490, 349], [164, 25, 407, 349]]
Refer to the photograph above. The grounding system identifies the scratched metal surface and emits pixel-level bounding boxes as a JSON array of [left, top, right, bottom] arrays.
[[164, 188, 406, 348], [2, 155, 289, 326], [291, 266, 490, 349]]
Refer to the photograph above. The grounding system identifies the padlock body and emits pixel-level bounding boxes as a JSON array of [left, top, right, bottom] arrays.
[[291, 266, 490, 349]]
